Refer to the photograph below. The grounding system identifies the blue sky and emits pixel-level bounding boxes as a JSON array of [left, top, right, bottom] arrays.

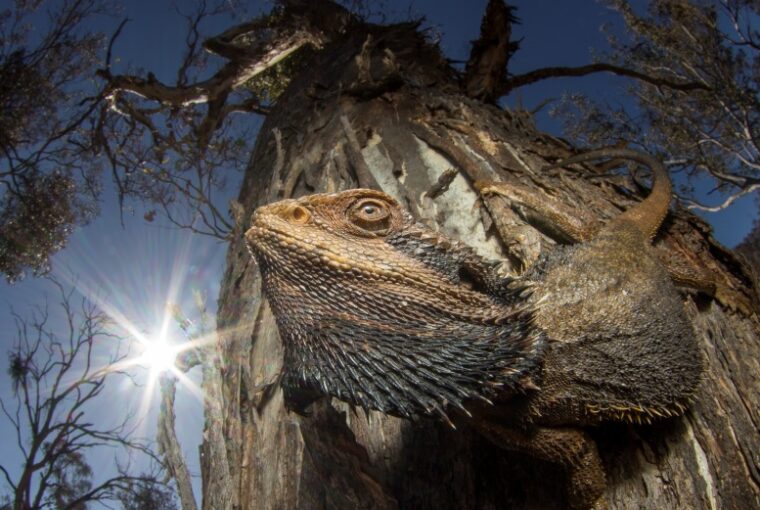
[[0, 0, 755, 504]]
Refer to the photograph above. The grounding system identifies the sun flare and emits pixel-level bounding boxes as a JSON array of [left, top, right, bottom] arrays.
[[47, 221, 233, 443], [139, 336, 179, 375]]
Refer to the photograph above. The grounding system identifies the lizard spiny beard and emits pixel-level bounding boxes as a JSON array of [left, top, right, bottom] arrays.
[[245, 189, 544, 422]]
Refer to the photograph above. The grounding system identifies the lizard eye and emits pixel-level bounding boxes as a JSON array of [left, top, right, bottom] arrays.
[[349, 198, 392, 233]]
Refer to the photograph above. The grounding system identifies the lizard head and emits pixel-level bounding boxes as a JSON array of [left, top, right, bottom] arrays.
[[245, 188, 543, 422]]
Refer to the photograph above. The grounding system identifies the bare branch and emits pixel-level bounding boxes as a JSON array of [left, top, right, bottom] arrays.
[[98, 0, 354, 109], [105, 18, 130, 72], [0, 464, 15, 491], [502, 62, 710, 96], [89, 1, 357, 239], [682, 180, 760, 212]]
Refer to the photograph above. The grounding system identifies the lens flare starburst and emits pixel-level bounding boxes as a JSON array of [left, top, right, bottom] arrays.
[[136, 330, 182, 377], [51, 222, 229, 440]]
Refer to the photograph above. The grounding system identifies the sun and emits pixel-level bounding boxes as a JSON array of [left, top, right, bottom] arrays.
[[138, 336, 179, 375]]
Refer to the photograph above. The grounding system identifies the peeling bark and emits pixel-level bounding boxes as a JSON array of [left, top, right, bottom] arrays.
[[209, 18, 759, 510]]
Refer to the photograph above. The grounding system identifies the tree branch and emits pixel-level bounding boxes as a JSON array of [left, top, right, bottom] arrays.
[[682, 180, 760, 212], [97, 0, 354, 109], [0, 464, 15, 491], [501, 63, 711, 96], [91, 0, 359, 238]]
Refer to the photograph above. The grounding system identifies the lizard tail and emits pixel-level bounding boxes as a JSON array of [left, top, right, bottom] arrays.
[[550, 148, 672, 240]]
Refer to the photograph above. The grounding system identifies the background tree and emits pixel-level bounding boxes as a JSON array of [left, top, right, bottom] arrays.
[[736, 217, 760, 278], [552, 0, 759, 213], [0, 0, 108, 282], [0, 278, 169, 510]]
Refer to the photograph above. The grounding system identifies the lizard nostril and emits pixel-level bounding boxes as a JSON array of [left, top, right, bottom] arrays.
[[289, 205, 310, 224]]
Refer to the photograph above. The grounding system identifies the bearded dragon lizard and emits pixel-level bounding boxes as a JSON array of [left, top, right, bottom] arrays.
[[245, 149, 703, 509]]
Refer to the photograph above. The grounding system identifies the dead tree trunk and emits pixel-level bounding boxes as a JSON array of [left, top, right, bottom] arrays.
[[209, 20, 759, 510]]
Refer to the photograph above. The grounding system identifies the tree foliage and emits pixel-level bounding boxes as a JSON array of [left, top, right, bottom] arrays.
[[0, 0, 107, 282], [551, 0, 759, 212], [116, 475, 179, 510], [47, 449, 92, 510]]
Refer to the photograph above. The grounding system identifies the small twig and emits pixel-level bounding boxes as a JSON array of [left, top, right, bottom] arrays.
[[105, 19, 129, 71], [426, 168, 459, 199]]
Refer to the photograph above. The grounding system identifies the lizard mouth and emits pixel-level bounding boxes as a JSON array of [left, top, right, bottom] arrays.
[[245, 220, 354, 272], [245, 210, 310, 261]]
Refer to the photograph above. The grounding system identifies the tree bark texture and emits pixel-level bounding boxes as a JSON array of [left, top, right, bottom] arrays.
[[208, 21, 759, 510]]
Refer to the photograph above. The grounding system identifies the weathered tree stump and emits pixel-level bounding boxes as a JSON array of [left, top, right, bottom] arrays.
[[208, 18, 759, 510]]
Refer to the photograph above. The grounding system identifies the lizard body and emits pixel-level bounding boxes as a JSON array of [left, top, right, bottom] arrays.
[[245, 149, 702, 509], [479, 149, 701, 425]]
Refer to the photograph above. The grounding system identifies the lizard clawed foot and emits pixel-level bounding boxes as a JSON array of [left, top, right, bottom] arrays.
[[664, 261, 756, 317], [472, 420, 607, 510]]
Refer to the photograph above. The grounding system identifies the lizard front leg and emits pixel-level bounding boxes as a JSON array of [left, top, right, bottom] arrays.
[[477, 179, 598, 245], [477, 179, 754, 315], [476, 179, 598, 273], [472, 419, 608, 510]]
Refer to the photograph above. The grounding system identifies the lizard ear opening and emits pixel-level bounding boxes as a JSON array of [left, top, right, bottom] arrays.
[[458, 265, 487, 293]]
